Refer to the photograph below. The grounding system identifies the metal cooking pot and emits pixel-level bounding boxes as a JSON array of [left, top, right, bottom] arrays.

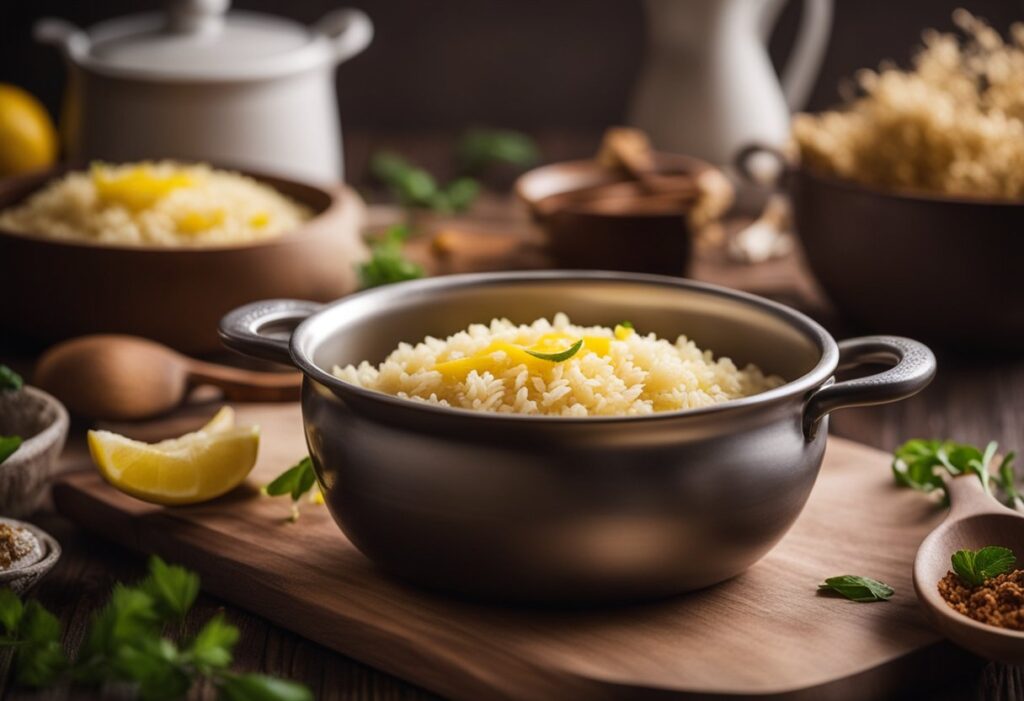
[[220, 271, 935, 603]]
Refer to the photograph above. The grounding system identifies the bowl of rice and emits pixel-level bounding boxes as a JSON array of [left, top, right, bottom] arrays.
[[221, 271, 935, 602], [739, 11, 1024, 349], [0, 161, 367, 352]]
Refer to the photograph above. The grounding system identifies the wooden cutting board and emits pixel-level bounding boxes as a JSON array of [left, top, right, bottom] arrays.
[[53, 402, 964, 701]]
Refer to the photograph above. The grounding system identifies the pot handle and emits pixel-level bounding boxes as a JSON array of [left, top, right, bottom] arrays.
[[219, 299, 323, 366], [734, 143, 790, 187], [34, 18, 90, 57], [315, 8, 374, 64], [803, 336, 936, 440]]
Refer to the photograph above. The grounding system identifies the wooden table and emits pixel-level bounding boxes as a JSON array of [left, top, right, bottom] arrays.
[[2, 197, 1023, 700]]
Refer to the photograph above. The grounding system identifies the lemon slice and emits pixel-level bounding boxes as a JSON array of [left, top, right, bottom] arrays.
[[0, 83, 57, 177], [88, 407, 259, 506]]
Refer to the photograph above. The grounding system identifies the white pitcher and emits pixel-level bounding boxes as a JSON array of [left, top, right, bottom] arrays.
[[628, 0, 833, 167]]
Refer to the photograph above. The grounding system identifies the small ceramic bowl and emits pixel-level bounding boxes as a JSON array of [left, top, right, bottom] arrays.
[[0, 386, 69, 518], [515, 153, 718, 276], [0, 517, 61, 594]]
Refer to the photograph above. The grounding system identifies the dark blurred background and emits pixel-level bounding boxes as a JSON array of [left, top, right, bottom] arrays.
[[1, 0, 1021, 181]]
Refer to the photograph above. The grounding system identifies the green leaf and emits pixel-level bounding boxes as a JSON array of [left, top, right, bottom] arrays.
[[292, 461, 316, 501], [891, 439, 946, 493], [357, 225, 425, 290], [370, 152, 439, 207], [438, 176, 481, 211], [524, 339, 584, 363], [997, 452, 1023, 511], [111, 637, 191, 701], [19, 601, 61, 644], [77, 585, 160, 682], [265, 461, 304, 497], [457, 128, 540, 174], [951, 546, 1016, 587], [139, 556, 200, 622], [0, 588, 24, 634], [618, 320, 633, 329], [218, 673, 314, 701], [266, 457, 316, 502], [818, 575, 894, 602], [0, 365, 23, 391], [0, 436, 22, 465], [186, 613, 238, 672], [14, 602, 67, 687]]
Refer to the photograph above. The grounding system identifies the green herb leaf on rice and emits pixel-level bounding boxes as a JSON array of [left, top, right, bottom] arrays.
[[525, 339, 584, 363], [818, 575, 894, 602]]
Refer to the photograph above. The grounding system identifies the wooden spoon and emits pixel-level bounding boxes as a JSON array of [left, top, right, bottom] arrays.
[[34, 335, 301, 421], [913, 475, 1024, 664]]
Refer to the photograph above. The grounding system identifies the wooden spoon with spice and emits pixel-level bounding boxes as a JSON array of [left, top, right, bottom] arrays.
[[913, 474, 1024, 664]]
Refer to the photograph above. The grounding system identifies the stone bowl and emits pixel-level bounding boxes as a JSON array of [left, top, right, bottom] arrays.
[[0, 386, 69, 518], [0, 517, 61, 594]]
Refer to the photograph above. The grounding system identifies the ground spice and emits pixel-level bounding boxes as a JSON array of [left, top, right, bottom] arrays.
[[0, 523, 35, 570], [938, 569, 1024, 630]]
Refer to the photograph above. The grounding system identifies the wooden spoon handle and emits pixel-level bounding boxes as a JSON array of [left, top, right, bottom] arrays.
[[185, 360, 301, 402], [945, 474, 1005, 519]]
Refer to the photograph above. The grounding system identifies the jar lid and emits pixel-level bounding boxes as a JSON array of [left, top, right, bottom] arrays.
[[38, 0, 371, 82]]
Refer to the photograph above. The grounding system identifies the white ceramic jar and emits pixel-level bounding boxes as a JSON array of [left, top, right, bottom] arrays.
[[35, 0, 373, 184]]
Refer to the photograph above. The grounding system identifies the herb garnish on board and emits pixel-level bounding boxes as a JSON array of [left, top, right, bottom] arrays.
[[818, 575, 894, 602], [264, 457, 322, 521], [0, 556, 312, 700]]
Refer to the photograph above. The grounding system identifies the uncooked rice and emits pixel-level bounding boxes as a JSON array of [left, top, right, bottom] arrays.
[[0, 161, 311, 246], [332, 314, 783, 417], [793, 10, 1024, 200]]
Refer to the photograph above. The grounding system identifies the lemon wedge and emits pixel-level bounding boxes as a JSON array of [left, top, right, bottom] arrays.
[[0, 83, 57, 176], [88, 407, 259, 505]]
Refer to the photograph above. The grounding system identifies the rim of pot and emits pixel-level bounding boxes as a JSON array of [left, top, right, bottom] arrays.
[[289, 271, 839, 425]]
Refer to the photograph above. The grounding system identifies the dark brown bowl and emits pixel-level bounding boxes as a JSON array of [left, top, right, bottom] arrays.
[[515, 154, 712, 276], [738, 146, 1024, 349], [0, 165, 368, 353]]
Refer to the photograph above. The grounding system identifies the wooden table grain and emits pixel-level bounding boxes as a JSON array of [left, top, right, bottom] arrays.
[[2, 196, 1022, 700]]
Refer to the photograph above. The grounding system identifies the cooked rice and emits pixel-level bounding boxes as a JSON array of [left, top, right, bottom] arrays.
[[0, 161, 311, 246], [793, 10, 1024, 200], [332, 314, 783, 417]]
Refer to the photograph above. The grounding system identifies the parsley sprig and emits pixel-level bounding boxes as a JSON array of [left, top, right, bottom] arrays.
[[264, 457, 321, 521], [951, 546, 1016, 587], [358, 225, 425, 289], [370, 152, 480, 213], [0, 557, 312, 701], [892, 439, 1021, 510]]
